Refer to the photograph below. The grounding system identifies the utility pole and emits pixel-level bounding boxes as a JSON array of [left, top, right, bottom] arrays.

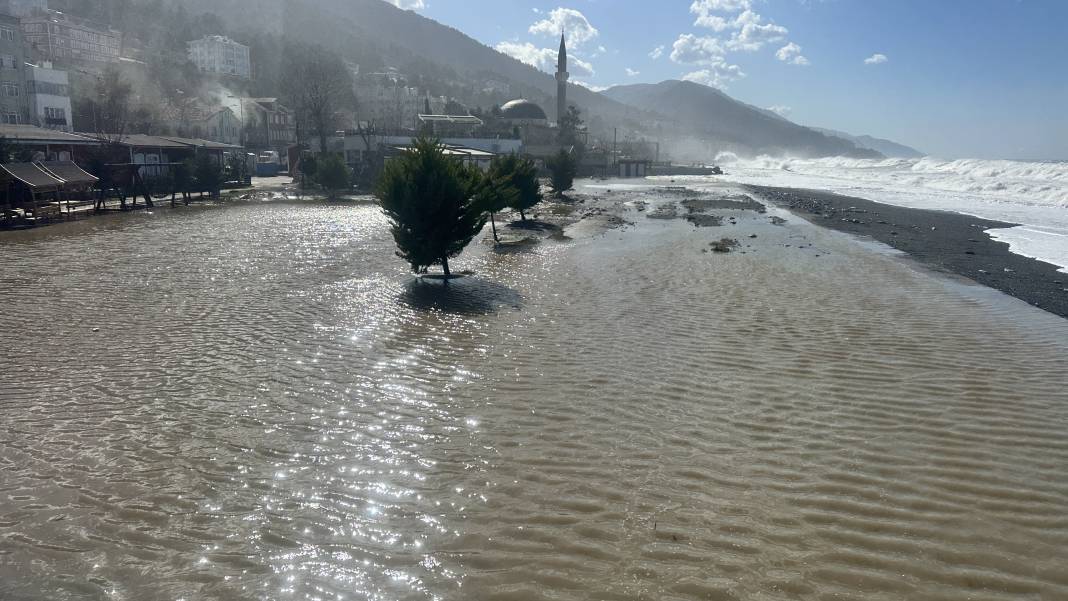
[[613, 127, 617, 175]]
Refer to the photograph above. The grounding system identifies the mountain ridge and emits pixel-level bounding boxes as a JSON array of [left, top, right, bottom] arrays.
[[603, 80, 882, 159], [810, 127, 924, 158]]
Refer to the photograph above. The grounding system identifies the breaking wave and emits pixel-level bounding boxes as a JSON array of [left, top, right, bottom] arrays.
[[693, 155, 1068, 271]]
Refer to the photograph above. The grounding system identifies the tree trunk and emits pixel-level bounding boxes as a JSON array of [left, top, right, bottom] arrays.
[[520, 209, 526, 221], [490, 212, 499, 242], [441, 256, 450, 280]]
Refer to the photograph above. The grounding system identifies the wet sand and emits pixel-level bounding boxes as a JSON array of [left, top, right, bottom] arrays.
[[747, 185, 1068, 318]]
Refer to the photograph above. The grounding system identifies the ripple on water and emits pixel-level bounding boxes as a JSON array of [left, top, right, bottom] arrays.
[[0, 198, 1067, 600]]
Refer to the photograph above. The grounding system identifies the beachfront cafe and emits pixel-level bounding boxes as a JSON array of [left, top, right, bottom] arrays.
[[0, 161, 98, 225], [0, 124, 101, 162]]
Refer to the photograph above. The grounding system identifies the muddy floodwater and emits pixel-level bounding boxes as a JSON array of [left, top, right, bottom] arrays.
[[2, 186, 1068, 601]]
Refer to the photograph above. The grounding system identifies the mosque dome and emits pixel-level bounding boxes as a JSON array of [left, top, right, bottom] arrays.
[[500, 99, 548, 122]]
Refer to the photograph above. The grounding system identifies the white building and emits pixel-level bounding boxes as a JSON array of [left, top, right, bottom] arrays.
[[25, 61, 71, 131], [21, 10, 121, 65], [187, 35, 250, 80], [353, 70, 447, 133]]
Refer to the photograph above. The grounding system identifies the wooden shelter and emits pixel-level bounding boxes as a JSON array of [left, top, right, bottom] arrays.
[[0, 162, 65, 223], [38, 161, 100, 214]]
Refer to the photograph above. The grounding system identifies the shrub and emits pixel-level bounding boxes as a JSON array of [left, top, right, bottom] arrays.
[[545, 149, 577, 197]]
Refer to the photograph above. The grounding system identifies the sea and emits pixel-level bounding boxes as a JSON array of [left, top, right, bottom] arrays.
[[669, 155, 1068, 273]]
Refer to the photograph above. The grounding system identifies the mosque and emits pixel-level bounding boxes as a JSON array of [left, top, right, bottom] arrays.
[[497, 33, 574, 157]]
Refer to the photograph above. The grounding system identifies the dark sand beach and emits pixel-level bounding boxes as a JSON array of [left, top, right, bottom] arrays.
[[747, 185, 1068, 318]]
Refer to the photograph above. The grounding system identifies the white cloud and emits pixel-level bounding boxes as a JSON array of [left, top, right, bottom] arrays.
[[671, 34, 744, 88], [387, 0, 425, 9], [864, 53, 888, 65], [495, 41, 594, 76], [670, 33, 727, 65], [766, 105, 792, 117], [690, 0, 751, 18], [775, 42, 809, 66], [649, 45, 665, 59], [496, 41, 556, 70], [529, 8, 599, 46], [682, 63, 745, 89], [625, 67, 640, 77], [573, 80, 611, 92], [725, 11, 788, 52], [570, 55, 595, 76]]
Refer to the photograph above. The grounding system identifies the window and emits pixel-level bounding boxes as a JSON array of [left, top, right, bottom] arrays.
[[2, 82, 20, 97], [44, 106, 66, 121], [0, 27, 14, 42], [0, 55, 14, 69], [2, 112, 18, 124]]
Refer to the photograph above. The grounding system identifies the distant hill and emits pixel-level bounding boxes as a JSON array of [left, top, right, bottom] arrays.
[[603, 80, 882, 159], [176, 0, 658, 133], [151, 0, 886, 161], [811, 127, 924, 158]]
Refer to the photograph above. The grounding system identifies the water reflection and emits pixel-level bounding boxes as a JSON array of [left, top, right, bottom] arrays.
[[400, 276, 522, 315], [2, 197, 1068, 601]]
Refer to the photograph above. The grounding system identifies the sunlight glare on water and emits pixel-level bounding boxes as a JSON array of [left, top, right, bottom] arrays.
[[1, 197, 1068, 601]]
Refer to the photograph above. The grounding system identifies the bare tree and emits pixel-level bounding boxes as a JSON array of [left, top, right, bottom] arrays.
[[78, 66, 133, 143], [281, 44, 354, 154]]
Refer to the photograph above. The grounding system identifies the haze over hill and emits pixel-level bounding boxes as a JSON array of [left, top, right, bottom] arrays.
[[172, 0, 887, 161], [603, 81, 882, 159], [811, 128, 924, 158]]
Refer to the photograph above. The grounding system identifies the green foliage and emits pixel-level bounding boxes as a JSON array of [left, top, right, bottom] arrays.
[[193, 154, 223, 195], [376, 137, 489, 276], [225, 153, 249, 184], [316, 154, 352, 199], [545, 150, 577, 197], [300, 154, 319, 187], [557, 104, 585, 147], [0, 136, 13, 163], [488, 154, 540, 220], [174, 159, 193, 191]]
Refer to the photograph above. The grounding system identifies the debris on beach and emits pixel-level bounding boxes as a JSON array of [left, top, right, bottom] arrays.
[[709, 238, 740, 253], [769, 216, 787, 225], [647, 203, 679, 219], [687, 214, 723, 227]]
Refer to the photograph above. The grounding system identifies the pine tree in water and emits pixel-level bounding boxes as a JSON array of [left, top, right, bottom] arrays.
[[376, 137, 488, 278], [489, 153, 541, 222]]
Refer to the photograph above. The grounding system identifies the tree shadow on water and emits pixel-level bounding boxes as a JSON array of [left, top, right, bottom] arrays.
[[400, 275, 523, 315]]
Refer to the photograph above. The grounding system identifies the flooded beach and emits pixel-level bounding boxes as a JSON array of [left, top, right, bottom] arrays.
[[2, 184, 1068, 601]]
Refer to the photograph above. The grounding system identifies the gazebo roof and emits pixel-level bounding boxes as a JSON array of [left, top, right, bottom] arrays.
[[38, 161, 99, 186], [0, 162, 64, 190]]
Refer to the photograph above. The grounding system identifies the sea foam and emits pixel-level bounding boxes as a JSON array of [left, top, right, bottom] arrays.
[[694, 155, 1068, 272]]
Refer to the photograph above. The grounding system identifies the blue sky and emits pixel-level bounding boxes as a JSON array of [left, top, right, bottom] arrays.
[[398, 0, 1068, 160]]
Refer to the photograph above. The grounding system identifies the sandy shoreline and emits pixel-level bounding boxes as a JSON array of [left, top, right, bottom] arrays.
[[745, 185, 1068, 318]]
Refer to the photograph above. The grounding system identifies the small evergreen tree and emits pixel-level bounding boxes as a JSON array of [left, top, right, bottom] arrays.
[[545, 149, 577, 197], [316, 153, 351, 200], [376, 137, 488, 278], [300, 153, 319, 189], [193, 154, 222, 197], [557, 105, 584, 147], [174, 159, 193, 204], [468, 162, 518, 242], [488, 153, 541, 222]]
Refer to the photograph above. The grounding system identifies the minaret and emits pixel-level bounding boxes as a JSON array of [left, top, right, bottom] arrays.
[[556, 33, 569, 123]]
